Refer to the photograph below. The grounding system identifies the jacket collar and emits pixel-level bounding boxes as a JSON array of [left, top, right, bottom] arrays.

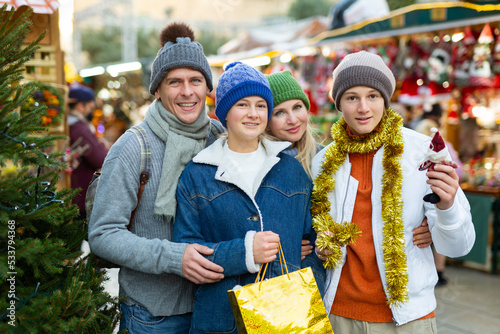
[[193, 137, 291, 166], [193, 137, 291, 198]]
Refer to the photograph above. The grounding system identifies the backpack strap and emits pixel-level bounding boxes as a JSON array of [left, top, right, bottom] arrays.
[[128, 125, 151, 230]]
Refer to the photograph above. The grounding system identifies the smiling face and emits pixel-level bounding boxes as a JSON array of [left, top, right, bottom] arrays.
[[268, 99, 308, 147], [226, 96, 269, 153], [339, 86, 386, 136], [154, 67, 209, 124]]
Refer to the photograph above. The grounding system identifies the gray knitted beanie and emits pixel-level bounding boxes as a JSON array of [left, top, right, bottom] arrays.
[[149, 24, 213, 95], [331, 51, 395, 110]]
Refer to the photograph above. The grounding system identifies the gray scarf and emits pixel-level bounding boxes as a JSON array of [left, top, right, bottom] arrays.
[[145, 99, 210, 222]]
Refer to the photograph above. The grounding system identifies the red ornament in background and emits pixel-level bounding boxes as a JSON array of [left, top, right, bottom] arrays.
[[447, 109, 459, 124], [425, 80, 454, 103], [398, 74, 426, 105], [463, 26, 476, 47], [305, 89, 318, 115], [478, 23, 494, 44], [453, 26, 476, 85], [469, 24, 494, 87]]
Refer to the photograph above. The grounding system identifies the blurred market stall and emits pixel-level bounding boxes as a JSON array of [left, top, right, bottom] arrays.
[[310, 0, 500, 275]]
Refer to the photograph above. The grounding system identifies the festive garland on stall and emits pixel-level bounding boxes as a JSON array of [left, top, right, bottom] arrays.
[[21, 82, 65, 127], [311, 107, 409, 306]]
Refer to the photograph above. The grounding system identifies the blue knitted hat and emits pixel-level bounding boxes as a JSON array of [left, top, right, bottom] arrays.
[[149, 35, 213, 94], [215, 62, 273, 128]]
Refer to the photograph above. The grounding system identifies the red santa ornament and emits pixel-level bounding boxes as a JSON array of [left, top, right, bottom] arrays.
[[419, 128, 458, 203], [398, 73, 426, 105]]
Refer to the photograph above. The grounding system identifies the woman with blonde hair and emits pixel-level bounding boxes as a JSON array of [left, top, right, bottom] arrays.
[[173, 62, 325, 334], [265, 70, 322, 178]]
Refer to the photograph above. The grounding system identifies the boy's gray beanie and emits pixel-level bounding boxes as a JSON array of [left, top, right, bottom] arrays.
[[331, 50, 395, 110]]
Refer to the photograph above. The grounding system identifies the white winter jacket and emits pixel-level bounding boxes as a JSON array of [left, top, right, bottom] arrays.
[[312, 127, 475, 326]]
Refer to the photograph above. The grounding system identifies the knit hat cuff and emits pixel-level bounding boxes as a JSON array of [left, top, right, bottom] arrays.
[[150, 59, 213, 94], [273, 88, 310, 110], [215, 81, 274, 128]]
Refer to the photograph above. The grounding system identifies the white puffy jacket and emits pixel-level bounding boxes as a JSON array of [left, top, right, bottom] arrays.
[[312, 127, 475, 326]]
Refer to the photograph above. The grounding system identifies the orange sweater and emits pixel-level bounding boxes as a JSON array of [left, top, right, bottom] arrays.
[[330, 151, 435, 322]]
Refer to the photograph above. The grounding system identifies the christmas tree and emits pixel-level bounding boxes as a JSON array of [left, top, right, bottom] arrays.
[[0, 5, 119, 333]]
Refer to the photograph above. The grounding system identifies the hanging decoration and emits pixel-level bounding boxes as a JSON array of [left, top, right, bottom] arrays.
[[469, 24, 494, 87], [452, 26, 476, 85]]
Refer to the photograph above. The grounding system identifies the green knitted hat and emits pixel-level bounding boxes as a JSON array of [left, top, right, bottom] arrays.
[[266, 70, 310, 110]]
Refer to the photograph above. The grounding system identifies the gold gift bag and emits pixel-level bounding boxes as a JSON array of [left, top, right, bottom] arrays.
[[227, 243, 333, 333]]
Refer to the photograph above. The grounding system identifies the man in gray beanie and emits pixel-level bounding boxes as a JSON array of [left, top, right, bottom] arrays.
[[312, 50, 474, 333], [88, 22, 225, 333]]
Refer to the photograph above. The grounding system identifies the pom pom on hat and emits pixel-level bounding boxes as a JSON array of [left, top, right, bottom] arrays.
[[215, 62, 273, 128], [149, 22, 213, 95]]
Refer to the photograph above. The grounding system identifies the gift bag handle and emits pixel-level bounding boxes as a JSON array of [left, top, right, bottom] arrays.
[[255, 242, 290, 289]]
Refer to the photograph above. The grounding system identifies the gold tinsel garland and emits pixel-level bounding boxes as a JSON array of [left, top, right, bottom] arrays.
[[311, 108, 409, 306]]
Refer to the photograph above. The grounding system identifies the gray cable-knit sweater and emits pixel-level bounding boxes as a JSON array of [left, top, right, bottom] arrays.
[[88, 119, 221, 317]]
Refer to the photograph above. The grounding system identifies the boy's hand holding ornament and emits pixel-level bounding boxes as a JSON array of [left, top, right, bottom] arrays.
[[419, 128, 459, 204]]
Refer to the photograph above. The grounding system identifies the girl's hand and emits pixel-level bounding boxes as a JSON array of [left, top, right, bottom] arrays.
[[253, 231, 280, 264]]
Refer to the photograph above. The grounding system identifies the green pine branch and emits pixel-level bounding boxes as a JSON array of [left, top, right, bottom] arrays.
[[1, 4, 120, 332]]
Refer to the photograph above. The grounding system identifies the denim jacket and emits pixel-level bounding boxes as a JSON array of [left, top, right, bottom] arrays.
[[173, 138, 325, 334]]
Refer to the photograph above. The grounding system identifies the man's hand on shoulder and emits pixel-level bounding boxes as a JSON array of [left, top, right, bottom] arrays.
[[182, 244, 224, 284]]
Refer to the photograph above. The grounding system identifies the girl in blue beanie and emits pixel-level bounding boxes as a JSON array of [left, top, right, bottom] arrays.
[[173, 61, 325, 334]]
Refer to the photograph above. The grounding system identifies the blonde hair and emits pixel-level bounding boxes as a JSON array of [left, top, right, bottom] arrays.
[[265, 122, 318, 179]]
